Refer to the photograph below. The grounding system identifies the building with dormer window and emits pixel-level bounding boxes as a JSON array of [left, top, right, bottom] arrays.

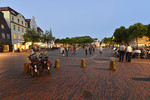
[[0, 7, 28, 51], [26, 16, 37, 31]]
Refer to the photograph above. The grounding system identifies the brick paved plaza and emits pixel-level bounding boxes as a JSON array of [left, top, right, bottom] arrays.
[[0, 48, 150, 100]]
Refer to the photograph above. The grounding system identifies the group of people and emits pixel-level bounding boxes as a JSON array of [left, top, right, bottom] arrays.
[[114, 43, 150, 62], [84, 45, 96, 55], [60, 46, 69, 56]]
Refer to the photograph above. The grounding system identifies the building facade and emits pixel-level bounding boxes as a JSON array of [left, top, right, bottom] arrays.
[[0, 7, 28, 51], [0, 11, 12, 52], [26, 16, 37, 31], [92, 38, 100, 47], [130, 36, 150, 47]]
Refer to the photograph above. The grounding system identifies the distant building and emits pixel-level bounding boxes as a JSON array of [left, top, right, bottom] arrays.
[[0, 7, 28, 51], [129, 36, 150, 47], [0, 11, 12, 52], [37, 27, 43, 34], [26, 16, 37, 31], [92, 38, 100, 47]]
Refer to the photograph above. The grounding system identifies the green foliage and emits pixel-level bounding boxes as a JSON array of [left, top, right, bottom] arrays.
[[54, 37, 93, 45], [128, 23, 147, 39], [23, 29, 40, 43], [146, 24, 150, 38], [41, 30, 55, 43], [102, 37, 112, 44], [113, 26, 129, 43]]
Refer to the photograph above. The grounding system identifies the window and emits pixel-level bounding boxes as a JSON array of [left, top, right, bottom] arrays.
[[12, 16, 14, 21], [7, 34, 10, 39], [14, 34, 16, 39], [22, 28, 24, 32], [18, 19, 20, 23], [1, 24, 4, 29], [2, 33, 5, 39], [13, 25, 16, 30], [22, 21, 23, 25], [18, 35, 21, 39], [18, 26, 20, 31]]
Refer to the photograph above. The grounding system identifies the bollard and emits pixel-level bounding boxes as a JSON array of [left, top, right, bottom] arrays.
[[81, 59, 86, 68], [23, 63, 29, 73], [110, 60, 116, 71], [55, 59, 60, 68]]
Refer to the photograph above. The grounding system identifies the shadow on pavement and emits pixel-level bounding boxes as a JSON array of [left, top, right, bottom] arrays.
[[132, 78, 150, 81], [94, 68, 110, 70]]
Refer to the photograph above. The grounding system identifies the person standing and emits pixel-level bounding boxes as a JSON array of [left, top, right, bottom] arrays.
[[119, 43, 126, 62], [31, 48, 34, 54], [126, 44, 133, 62], [65, 46, 69, 57], [89, 46, 91, 54], [85, 45, 88, 55], [60, 46, 65, 56], [71, 46, 74, 54], [74, 46, 76, 54], [99, 46, 103, 54], [93, 46, 95, 53]]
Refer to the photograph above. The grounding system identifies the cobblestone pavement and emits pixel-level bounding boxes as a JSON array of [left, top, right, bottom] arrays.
[[0, 48, 150, 100]]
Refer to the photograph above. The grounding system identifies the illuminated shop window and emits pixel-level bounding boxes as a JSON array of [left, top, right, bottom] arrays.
[[14, 34, 17, 39]]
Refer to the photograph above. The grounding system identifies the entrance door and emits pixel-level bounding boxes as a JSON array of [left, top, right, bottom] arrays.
[[3, 45, 9, 52]]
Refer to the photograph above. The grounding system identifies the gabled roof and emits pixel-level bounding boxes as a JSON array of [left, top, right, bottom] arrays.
[[37, 27, 43, 32], [25, 19, 31, 28], [0, 6, 25, 19], [25, 19, 31, 22]]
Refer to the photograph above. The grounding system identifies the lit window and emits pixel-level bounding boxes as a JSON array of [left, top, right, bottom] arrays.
[[22, 28, 24, 32], [1, 24, 4, 29], [14, 34, 16, 39], [12, 16, 14, 21], [18, 26, 20, 31], [13, 25, 16, 30], [18, 35, 21, 39], [22, 37, 24, 40], [2, 33, 5, 39], [7, 34, 10, 39]]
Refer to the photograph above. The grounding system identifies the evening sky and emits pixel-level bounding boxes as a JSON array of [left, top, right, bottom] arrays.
[[1, 0, 150, 41]]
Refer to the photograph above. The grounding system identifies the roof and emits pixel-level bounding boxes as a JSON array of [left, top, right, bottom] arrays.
[[25, 19, 31, 22], [37, 27, 43, 32], [0, 6, 25, 19], [93, 38, 98, 40], [25, 19, 31, 28]]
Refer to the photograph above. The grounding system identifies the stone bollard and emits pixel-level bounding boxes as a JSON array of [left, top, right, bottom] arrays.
[[23, 63, 29, 73], [81, 59, 86, 68], [110, 60, 116, 71], [55, 59, 60, 68]]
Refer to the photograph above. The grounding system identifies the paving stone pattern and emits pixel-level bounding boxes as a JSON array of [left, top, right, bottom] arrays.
[[0, 48, 150, 100]]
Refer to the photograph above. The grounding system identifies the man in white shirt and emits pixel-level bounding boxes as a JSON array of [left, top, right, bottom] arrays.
[[119, 43, 126, 62], [126, 44, 133, 62]]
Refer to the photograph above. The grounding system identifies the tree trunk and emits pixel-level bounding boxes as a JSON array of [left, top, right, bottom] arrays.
[[136, 38, 138, 49]]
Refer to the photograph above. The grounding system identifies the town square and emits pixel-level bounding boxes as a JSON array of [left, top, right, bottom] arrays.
[[0, 0, 150, 100]]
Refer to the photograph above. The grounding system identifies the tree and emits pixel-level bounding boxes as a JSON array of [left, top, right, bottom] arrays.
[[113, 26, 129, 44], [54, 39, 61, 44], [23, 28, 40, 46], [102, 37, 112, 47], [128, 23, 147, 46], [146, 24, 150, 38], [41, 29, 55, 44]]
